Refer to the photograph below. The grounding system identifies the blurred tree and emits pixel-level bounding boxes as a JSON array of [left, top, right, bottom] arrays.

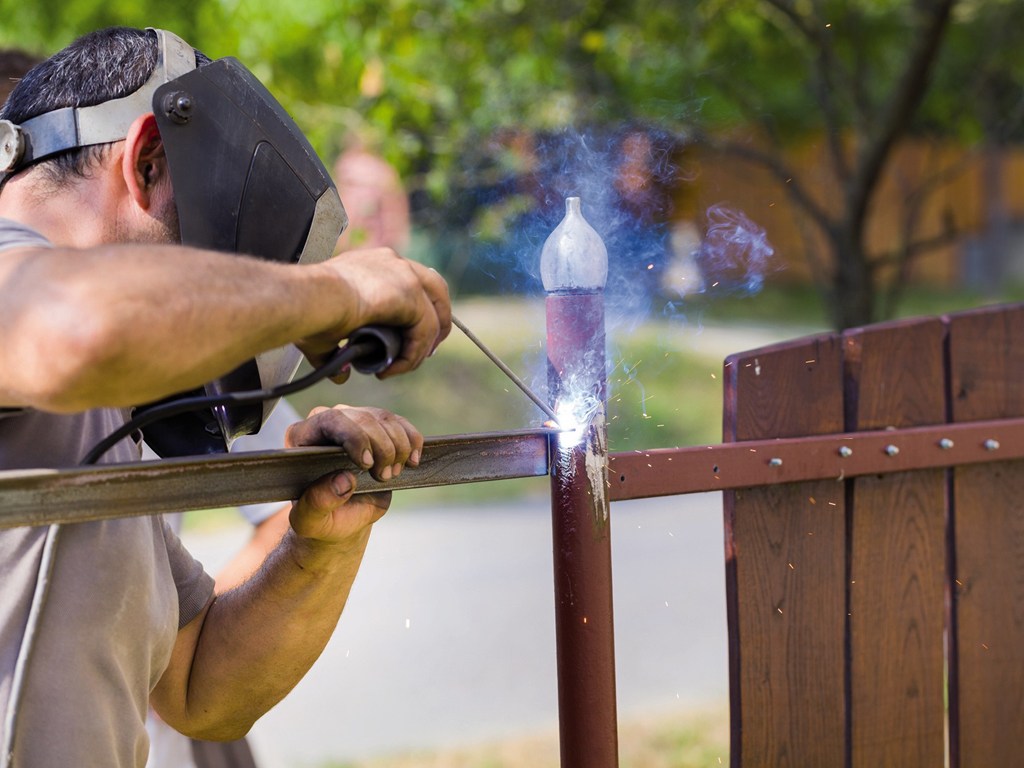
[[685, 0, 1024, 327], [3, 0, 1023, 323]]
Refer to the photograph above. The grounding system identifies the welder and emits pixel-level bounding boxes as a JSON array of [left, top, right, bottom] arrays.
[[0, 26, 450, 767]]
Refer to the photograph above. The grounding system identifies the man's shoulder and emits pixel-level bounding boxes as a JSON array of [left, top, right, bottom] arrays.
[[0, 217, 51, 251]]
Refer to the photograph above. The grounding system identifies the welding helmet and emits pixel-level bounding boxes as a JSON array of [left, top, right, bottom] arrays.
[[0, 29, 348, 456]]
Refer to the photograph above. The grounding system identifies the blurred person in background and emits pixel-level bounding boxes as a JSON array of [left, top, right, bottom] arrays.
[[333, 129, 411, 253]]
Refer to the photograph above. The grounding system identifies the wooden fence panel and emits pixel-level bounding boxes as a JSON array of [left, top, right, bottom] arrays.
[[844, 319, 948, 767], [948, 304, 1024, 767], [724, 334, 846, 767]]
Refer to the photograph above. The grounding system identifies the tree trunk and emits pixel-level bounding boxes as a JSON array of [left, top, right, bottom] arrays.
[[831, 233, 875, 329]]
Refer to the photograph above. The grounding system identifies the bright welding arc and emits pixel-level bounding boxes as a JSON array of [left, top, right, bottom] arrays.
[[451, 314, 561, 424]]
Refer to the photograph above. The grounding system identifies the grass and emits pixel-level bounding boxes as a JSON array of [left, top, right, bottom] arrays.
[[317, 704, 730, 768], [284, 297, 744, 449], [283, 295, 731, 508]]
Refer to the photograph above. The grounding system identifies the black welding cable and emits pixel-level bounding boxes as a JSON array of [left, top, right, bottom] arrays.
[[84, 315, 559, 465], [80, 326, 400, 466]]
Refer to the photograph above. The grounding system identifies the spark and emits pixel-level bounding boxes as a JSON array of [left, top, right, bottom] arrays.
[[554, 394, 601, 447]]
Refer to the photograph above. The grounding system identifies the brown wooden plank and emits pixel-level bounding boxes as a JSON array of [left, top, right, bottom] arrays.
[[947, 303, 1024, 767], [844, 318, 948, 767], [724, 333, 847, 767]]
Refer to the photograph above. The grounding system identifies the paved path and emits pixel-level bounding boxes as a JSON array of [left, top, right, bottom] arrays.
[[182, 491, 729, 767]]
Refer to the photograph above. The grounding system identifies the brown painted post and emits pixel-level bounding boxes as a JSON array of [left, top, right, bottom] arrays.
[[542, 197, 618, 767], [844, 318, 948, 767], [723, 334, 847, 767], [947, 304, 1024, 767]]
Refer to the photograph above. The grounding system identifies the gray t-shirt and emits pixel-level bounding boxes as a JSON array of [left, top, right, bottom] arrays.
[[0, 218, 215, 767]]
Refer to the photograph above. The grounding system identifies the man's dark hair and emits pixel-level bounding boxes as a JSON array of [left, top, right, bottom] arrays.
[[0, 27, 208, 185]]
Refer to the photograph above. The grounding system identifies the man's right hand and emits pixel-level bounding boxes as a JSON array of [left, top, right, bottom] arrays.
[[298, 247, 451, 383]]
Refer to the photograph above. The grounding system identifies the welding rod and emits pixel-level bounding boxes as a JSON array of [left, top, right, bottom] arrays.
[[451, 314, 560, 424]]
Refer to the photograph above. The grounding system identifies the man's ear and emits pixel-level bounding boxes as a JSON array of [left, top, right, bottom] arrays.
[[122, 113, 167, 211]]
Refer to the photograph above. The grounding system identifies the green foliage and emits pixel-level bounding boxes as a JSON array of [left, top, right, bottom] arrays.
[[921, 0, 1024, 143], [7, 1, 1020, 187], [5, 0, 1024, 323], [0, 0, 702, 172], [5, 0, 1023, 168]]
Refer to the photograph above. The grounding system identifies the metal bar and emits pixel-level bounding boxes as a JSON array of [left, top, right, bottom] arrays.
[[547, 290, 618, 768], [7, 413, 1023, 522], [0, 430, 553, 529], [608, 416, 1024, 501]]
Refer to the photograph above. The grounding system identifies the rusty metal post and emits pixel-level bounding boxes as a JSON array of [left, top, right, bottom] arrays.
[[542, 197, 619, 767]]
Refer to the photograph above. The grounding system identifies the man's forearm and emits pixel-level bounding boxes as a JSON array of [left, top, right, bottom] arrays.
[[213, 506, 292, 594], [0, 244, 351, 411], [151, 412, 407, 738], [158, 527, 372, 740]]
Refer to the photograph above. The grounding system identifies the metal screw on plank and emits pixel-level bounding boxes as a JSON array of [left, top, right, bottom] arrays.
[[769, 457, 783, 467], [984, 439, 1000, 451], [838, 446, 853, 458], [938, 438, 954, 450], [885, 445, 900, 457]]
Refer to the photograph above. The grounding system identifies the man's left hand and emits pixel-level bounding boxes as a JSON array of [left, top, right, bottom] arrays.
[[283, 405, 421, 545]]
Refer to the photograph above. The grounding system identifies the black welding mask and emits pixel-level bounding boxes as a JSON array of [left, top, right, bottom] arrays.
[[0, 29, 348, 457]]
